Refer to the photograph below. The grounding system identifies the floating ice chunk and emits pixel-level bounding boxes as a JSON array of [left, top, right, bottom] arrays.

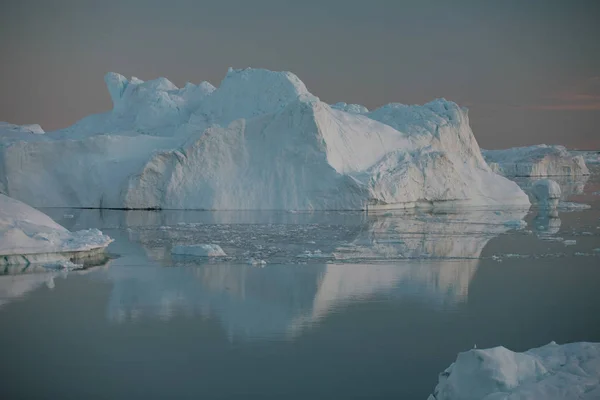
[[563, 240, 576, 246], [171, 244, 226, 257], [247, 258, 267, 266], [530, 179, 561, 209], [0, 194, 113, 265], [483, 145, 590, 177], [428, 342, 600, 400]]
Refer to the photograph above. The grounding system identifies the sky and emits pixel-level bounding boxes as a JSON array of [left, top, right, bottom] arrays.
[[0, 0, 599, 149]]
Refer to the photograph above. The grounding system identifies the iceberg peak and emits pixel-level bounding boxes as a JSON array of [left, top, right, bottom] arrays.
[[104, 72, 129, 108]]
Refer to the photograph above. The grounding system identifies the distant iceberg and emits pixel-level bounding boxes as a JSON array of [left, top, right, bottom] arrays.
[[0, 194, 113, 265], [428, 341, 600, 400], [0, 68, 529, 210], [483, 145, 590, 177]]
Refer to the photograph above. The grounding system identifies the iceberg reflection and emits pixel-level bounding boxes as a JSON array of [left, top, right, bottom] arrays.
[[3, 208, 527, 339], [98, 208, 527, 339]]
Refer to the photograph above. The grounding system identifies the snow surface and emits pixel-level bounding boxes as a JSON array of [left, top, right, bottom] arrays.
[[0, 194, 113, 264], [483, 145, 590, 177], [0, 68, 529, 210], [428, 341, 600, 400], [171, 244, 226, 257]]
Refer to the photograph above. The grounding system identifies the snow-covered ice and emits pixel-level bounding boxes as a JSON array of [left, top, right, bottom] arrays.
[[0, 194, 113, 265], [483, 145, 590, 177], [0, 68, 529, 210], [171, 244, 226, 257], [428, 341, 600, 400]]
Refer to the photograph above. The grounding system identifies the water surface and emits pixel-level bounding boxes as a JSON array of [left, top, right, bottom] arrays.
[[1, 169, 600, 399]]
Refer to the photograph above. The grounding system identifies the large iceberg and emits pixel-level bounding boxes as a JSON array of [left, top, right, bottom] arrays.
[[428, 341, 600, 400], [0, 68, 529, 210], [0, 194, 113, 265], [483, 145, 590, 177]]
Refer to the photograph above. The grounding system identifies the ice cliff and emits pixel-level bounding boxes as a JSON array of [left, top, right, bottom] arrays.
[[483, 145, 590, 177], [0, 68, 529, 210], [0, 194, 113, 265], [428, 341, 600, 400]]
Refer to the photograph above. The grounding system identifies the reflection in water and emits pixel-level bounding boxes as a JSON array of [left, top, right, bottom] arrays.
[[3, 208, 528, 340], [532, 209, 561, 237], [0, 264, 110, 308], [103, 209, 526, 339]]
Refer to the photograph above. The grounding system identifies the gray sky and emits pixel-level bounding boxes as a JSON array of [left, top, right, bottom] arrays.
[[1, 0, 599, 149]]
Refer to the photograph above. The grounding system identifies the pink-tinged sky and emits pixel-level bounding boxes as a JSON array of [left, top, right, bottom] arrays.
[[0, 0, 598, 149]]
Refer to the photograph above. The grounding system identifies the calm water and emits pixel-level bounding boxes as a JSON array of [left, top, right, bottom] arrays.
[[1, 170, 600, 399]]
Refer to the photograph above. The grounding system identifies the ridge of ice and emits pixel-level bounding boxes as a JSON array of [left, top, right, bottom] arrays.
[[483, 145, 590, 177], [0, 68, 530, 210], [330, 102, 369, 114]]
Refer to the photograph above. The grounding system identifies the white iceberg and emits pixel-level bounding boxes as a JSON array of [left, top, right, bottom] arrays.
[[0, 68, 529, 210], [483, 145, 590, 177], [428, 341, 600, 400], [0, 194, 113, 265]]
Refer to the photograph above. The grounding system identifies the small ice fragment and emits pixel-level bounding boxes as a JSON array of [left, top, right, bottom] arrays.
[[247, 258, 267, 266], [593, 248, 600, 253], [63, 214, 74, 219], [171, 244, 226, 257], [564, 240, 576, 246]]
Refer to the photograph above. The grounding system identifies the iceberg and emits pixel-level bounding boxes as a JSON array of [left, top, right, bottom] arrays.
[[0, 194, 113, 265], [531, 179, 561, 209], [428, 341, 600, 400], [0, 68, 529, 210], [483, 145, 590, 177]]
